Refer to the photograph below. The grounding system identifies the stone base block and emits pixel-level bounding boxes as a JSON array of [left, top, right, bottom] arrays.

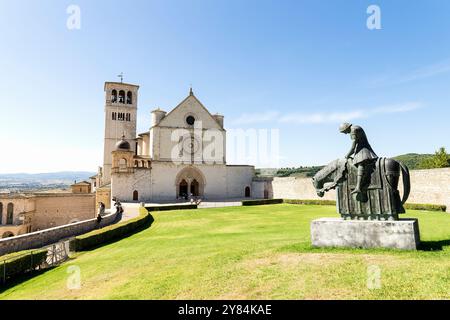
[[310, 218, 420, 250]]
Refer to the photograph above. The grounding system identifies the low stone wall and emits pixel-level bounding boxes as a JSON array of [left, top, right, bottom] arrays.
[[0, 212, 117, 256], [398, 168, 450, 212], [272, 168, 450, 212], [272, 177, 336, 201]]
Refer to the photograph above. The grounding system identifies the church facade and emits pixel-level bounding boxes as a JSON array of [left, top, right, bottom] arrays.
[[98, 81, 272, 203]]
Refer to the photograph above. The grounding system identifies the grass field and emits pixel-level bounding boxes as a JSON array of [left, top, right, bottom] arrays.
[[1, 204, 449, 299]]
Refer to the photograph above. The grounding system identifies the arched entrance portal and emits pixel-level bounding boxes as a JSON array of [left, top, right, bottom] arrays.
[[191, 179, 199, 197], [179, 180, 188, 199], [175, 167, 206, 199]]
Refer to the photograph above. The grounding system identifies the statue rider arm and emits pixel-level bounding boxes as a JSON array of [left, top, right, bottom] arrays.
[[345, 137, 357, 159]]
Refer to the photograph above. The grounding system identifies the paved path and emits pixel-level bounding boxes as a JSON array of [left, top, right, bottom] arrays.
[[104, 203, 141, 222], [198, 201, 242, 208], [119, 199, 246, 211]]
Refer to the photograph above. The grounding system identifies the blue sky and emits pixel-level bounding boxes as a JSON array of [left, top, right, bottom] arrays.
[[0, 0, 449, 173]]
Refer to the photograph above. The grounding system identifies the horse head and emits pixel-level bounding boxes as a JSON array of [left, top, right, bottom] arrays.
[[312, 158, 347, 197]]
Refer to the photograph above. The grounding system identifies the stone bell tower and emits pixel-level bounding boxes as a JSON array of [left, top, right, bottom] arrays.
[[102, 81, 139, 185]]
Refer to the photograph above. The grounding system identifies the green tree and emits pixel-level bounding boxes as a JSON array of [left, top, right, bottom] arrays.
[[419, 147, 450, 169]]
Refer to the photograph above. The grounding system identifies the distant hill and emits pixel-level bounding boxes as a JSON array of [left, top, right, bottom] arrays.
[[0, 171, 96, 192], [256, 166, 324, 178], [255, 153, 436, 178], [393, 153, 433, 170]]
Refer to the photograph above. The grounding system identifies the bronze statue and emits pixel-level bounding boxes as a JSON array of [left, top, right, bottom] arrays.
[[312, 123, 411, 220], [339, 123, 378, 196]]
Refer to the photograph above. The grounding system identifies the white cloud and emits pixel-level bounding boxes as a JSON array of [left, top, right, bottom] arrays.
[[230, 102, 422, 126], [370, 58, 450, 87], [230, 111, 280, 125], [372, 102, 422, 114], [279, 110, 365, 124]]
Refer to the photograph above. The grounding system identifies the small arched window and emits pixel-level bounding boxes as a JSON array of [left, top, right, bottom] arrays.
[[111, 89, 117, 103], [127, 91, 132, 104], [133, 190, 138, 201], [7, 203, 14, 224], [245, 186, 251, 198], [118, 90, 125, 103], [0, 202, 3, 224]]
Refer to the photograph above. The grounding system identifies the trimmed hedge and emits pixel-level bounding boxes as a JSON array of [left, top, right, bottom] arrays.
[[69, 207, 153, 252], [0, 249, 48, 283], [242, 199, 283, 206], [146, 204, 197, 212], [242, 199, 334, 206], [284, 199, 337, 206], [404, 203, 447, 212], [242, 199, 447, 212]]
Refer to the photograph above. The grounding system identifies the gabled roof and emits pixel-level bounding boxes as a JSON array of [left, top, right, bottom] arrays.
[[71, 181, 91, 186], [157, 91, 223, 129]]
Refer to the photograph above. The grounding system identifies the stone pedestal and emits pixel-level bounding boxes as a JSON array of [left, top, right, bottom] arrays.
[[310, 218, 420, 250]]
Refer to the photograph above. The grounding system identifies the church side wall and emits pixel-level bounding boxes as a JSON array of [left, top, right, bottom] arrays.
[[111, 169, 152, 203], [112, 163, 255, 202], [200, 165, 227, 199], [225, 166, 254, 198]]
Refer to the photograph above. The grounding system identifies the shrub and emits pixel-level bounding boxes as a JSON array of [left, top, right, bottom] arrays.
[[146, 204, 197, 212], [404, 203, 447, 212], [0, 249, 48, 283], [284, 199, 337, 206], [242, 199, 283, 206], [69, 207, 153, 251]]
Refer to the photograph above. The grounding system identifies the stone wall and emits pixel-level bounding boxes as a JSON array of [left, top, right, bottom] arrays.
[[96, 187, 111, 210], [0, 211, 117, 256], [272, 176, 336, 201], [0, 193, 96, 235], [32, 193, 96, 230], [399, 168, 450, 211], [271, 168, 450, 212]]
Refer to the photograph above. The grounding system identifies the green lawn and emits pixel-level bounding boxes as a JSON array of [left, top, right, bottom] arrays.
[[1, 204, 449, 299]]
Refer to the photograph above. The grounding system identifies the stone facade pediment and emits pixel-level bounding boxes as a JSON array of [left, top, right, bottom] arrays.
[[158, 94, 223, 130]]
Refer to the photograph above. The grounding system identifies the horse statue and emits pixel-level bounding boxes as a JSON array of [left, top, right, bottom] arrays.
[[312, 157, 410, 220]]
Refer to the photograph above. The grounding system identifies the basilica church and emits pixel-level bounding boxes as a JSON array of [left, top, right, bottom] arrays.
[[96, 81, 271, 204]]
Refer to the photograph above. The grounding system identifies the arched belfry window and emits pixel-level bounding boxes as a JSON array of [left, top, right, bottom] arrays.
[[7, 203, 13, 224], [118, 90, 125, 103], [111, 90, 117, 103], [127, 91, 132, 104], [133, 190, 139, 201], [119, 158, 127, 171]]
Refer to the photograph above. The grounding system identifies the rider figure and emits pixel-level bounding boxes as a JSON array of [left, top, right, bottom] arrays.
[[339, 123, 378, 195]]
